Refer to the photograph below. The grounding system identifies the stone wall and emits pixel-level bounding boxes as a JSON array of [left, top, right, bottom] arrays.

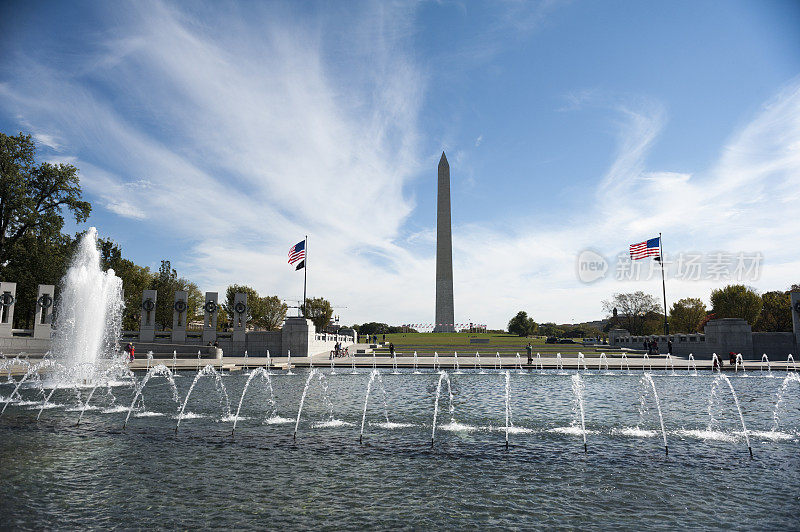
[[752, 332, 796, 359], [0, 333, 52, 354], [610, 318, 797, 359]]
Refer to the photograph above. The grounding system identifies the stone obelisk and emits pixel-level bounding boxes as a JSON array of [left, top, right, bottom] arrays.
[[434, 152, 455, 333]]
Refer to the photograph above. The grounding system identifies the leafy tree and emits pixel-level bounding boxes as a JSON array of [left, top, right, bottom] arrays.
[[508, 311, 536, 337], [0, 133, 91, 266], [150, 260, 178, 329], [216, 306, 228, 332], [602, 291, 660, 335], [360, 322, 390, 335], [538, 322, 564, 337], [1, 231, 76, 328], [710, 284, 762, 325], [668, 297, 707, 333], [148, 260, 198, 330], [184, 281, 204, 323], [562, 326, 602, 338], [256, 295, 287, 331], [224, 284, 260, 324], [223, 285, 287, 330], [301, 297, 333, 331], [698, 312, 716, 332], [642, 310, 667, 335], [754, 290, 792, 332]]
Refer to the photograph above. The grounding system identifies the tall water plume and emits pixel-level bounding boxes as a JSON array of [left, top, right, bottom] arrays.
[[52, 228, 124, 373]]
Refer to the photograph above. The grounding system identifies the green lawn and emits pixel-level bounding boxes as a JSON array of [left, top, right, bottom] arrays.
[[357, 332, 606, 355], [373, 332, 533, 346]]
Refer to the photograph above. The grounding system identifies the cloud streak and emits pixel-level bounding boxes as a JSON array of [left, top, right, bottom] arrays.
[[1, 3, 798, 328]]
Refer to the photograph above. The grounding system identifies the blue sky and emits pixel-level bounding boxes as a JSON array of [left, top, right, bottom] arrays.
[[1, 0, 799, 328]]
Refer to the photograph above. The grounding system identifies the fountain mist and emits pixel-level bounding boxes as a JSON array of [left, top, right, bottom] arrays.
[[52, 228, 124, 378]]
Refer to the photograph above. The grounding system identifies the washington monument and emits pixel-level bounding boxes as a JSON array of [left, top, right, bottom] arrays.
[[434, 152, 455, 333]]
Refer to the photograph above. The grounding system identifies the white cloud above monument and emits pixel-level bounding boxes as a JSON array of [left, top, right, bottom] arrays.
[[0, 1, 798, 327]]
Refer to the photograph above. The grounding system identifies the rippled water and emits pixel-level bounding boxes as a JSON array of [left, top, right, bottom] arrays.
[[1, 369, 799, 529]]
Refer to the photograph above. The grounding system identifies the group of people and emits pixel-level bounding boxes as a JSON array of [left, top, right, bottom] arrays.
[[643, 339, 659, 355], [643, 339, 674, 356], [363, 334, 386, 344]]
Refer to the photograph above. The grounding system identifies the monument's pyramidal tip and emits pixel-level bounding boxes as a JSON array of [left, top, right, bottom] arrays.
[[439, 151, 448, 166]]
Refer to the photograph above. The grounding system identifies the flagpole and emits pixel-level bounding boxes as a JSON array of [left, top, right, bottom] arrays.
[[303, 235, 308, 319], [659, 232, 669, 337]]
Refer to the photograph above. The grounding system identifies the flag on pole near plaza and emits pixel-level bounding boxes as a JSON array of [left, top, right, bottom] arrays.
[[629, 237, 661, 260], [294, 260, 305, 271], [288, 240, 305, 266]]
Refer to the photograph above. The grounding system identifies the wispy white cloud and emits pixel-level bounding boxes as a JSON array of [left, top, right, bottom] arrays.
[[1, 2, 798, 328], [105, 200, 147, 220]]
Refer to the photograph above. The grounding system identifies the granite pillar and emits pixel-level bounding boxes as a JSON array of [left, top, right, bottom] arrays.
[[33, 284, 55, 339], [139, 289, 157, 342], [171, 290, 188, 343], [0, 282, 16, 337], [202, 292, 218, 344], [232, 292, 247, 343]]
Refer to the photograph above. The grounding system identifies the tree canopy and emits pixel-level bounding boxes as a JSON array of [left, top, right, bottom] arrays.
[[224, 284, 287, 331], [710, 284, 762, 325], [602, 291, 661, 335], [508, 311, 537, 337], [301, 297, 333, 331], [538, 322, 564, 338], [754, 290, 792, 332], [148, 260, 201, 330], [0, 133, 90, 267], [669, 297, 707, 333]]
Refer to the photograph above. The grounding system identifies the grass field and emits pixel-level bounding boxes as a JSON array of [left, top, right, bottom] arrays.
[[360, 332, 603, 354], [377, 333, 544, 346]]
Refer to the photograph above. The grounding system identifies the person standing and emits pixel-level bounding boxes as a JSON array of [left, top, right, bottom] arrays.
[[668, 339, 673, 356], [526, 343, 533, 365], [389, 342, 395, 358]]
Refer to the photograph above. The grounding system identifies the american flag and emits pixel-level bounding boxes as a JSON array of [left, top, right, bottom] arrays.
[[629, 237, 661, 260], [288, 240, 305, 265]]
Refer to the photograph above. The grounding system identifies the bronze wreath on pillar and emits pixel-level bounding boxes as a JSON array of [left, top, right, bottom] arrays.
[[37, 294, 53, 309], [174, 300, 187, 313], [234, 302, 246, 314], [142, 299, 155, 312], [204, 301, 217, 314]]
